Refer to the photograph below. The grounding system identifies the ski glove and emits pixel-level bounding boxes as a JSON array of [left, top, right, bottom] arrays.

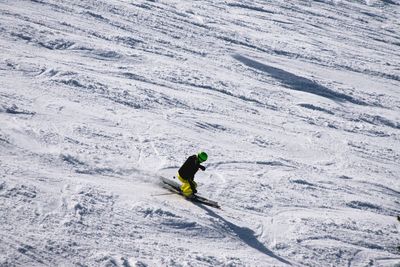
[[199, 165, 206, 171], [193, 188, 197, 194]]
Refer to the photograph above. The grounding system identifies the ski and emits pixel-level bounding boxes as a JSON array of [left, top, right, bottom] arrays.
[[161, 177, 221, 209]]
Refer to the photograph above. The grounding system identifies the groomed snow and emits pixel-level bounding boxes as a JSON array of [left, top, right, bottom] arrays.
[[0, 0, 399, 266]]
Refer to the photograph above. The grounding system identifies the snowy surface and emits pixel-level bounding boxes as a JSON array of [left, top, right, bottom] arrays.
[[1, 0, 400, 266]]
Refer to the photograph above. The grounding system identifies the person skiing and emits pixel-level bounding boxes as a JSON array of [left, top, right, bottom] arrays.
[[177, 151, 208, 198]]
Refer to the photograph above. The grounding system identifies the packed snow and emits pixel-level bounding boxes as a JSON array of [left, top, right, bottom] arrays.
[[1, 0, 399, 266]]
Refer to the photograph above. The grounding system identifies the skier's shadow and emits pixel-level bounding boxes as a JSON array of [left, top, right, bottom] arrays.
[[195, 203, 292, 265]]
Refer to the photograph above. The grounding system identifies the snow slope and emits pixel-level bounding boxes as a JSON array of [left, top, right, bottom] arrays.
[[1, 0, 399, 266]]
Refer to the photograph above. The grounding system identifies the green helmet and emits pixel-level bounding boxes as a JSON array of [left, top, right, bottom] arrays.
[[197, 151, 208, 163]]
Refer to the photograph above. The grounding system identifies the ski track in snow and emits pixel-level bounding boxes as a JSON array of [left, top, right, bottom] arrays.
[[0, 0, 399, 266]]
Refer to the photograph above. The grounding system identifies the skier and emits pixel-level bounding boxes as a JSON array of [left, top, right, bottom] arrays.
[[177, 151, 208, 198]]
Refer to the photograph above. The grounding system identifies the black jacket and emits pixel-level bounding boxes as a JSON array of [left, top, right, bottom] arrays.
[[178, 155, 205, 181]]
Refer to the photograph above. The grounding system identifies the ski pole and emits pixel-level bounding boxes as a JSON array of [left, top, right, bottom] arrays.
[[151, 192, 176, 197]]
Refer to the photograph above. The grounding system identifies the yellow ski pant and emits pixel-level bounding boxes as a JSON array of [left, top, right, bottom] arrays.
[[177, 173, 197, 197]]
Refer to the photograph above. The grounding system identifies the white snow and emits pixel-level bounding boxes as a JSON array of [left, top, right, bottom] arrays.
[[1, 0, 399, 266]]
